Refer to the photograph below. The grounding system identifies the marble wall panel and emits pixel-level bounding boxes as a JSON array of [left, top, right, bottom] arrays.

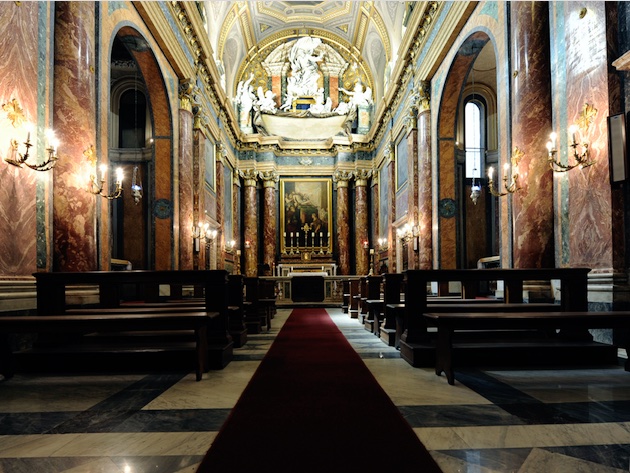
[[553, 2, 612, 270], [0, 2, 40, 277], [262, 185, 277, 270], [336, 184, 350, 275], [243, 183, 258, 277]]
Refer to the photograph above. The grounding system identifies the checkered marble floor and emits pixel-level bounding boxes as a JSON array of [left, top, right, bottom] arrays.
[[1, 308, 630, 472]]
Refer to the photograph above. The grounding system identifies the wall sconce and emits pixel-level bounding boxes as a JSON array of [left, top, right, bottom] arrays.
[[131, 165, 143, 204], [488, 147, 523, 197], [225, 239, 236, 252], [192, 222, 209, 253], [244, 240, 251, 249], [206, 228, 218, 242], [396, 223, 418, 242], [362, 240, 369, 250], [377, 237, 388, 250], [2, 99, 59, 171], [547, 103, 597, 173], [88, 164, 123, 200]]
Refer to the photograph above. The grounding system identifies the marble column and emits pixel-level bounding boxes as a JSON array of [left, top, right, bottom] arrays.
[[179, 80, 195, 271], [52, 1, 97, 271], [510, 2, 554, 269], [417, 86, 433, 270], [355, 169, 372, 275], [333, 170, 353, 275], [260, 170, 279, 273], [240, 169, 258, 277]]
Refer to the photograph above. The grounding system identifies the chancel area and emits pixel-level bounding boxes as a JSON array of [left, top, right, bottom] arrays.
[[3, 2, 630, 472]]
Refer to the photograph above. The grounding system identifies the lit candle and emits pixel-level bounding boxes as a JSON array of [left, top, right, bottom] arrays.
[[549, 131, 557, 147], [283, 232, 286, 237], [319, 232, 323, 238], [236, 250, 241, 256], [569, 125, 578, 144], [327, 232, 330, 237], [311, 232, 315, 238], [488, 166, 494, 180], [25, 123, 33, 143], [290, 232, 293, 237], [370, 249, 375, 255], [546, 141, 553, 153], [503, 163, 509, 178], [115, 167, 123, 185]]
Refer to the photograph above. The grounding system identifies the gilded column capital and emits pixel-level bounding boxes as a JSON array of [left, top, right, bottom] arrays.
[[259, 170, 279, 188], [216, 142, 227, 163], [333, 169, 354, 188], [179, 79, 195, 112], [239, 168, 258, 187], [354, 169, 372, 187], [404, 79, 431, 133]]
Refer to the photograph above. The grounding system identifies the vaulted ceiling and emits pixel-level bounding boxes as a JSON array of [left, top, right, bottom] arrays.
[[201, 1, 412, 105]]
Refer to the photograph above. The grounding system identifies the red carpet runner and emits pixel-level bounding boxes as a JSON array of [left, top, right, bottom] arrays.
[[197, 308, 442, 472]]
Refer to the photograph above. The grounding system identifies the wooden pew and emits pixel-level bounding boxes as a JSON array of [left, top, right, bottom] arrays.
[[382, 273, 405, 347], [425, 311, 630, 385], [27, 269, 233, 372], [348, 279, 360, 319], [364, 275, 384, 334], [228, 275, 247, 348], [401, 268, 592, 367], [0, 312, 213, 381], [243, 277, 276, 333]]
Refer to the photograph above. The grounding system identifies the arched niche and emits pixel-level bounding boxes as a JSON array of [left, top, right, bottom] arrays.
[[436, 31, 499, 270], [108, 26, 173, 270]]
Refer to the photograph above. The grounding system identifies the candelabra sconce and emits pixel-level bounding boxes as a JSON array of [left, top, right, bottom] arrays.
[[470, 177, 482, 205], [396, 223, 418, 243], [88, 165, 123, 200], [244, 240, 251, 249], [488, 148, 522, 197], [362, 240, 369, 250], [369, 248, 375, 275], [192, 222, 209, 253], [131, 165, 143, 204], [225, 239, 236, 253], [377, 238, 388, 251], [2, 99, 60, 172], [546, 103, 597, 172]]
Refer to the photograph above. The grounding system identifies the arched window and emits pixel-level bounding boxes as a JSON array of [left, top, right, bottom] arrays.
[[464, 99, 485, 179], [118, 88, 147, 148]]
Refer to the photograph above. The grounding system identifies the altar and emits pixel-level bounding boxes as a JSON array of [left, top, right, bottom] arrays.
[[277, 263, 337, 277]]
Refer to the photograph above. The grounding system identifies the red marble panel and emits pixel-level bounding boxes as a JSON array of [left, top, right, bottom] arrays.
[[407, 128, 419, 269], [271, 76, 281, 108], [355, 184, 369, 275], [336, 185, 350, 274], [510, 2, 554, 269], [0, 2, 39, 276], [387, 160, 396, 272], [438, 140, 456, 269], [329, 76, 339, 109], [563, 2, 612, 270], [52, 2, 97, 272]]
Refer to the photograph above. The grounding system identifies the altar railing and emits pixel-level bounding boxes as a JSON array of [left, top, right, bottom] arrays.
[[261, 275, 348, 305]]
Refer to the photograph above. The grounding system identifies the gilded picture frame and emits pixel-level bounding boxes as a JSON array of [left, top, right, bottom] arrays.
[[280, 178, 333, 252]]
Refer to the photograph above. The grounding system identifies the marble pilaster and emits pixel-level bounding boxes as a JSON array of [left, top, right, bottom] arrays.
[[406, 122, 419, 270], [179, 80, 194, 271], [355, 169, 372, 275], [510, 2, 554, 269], [240, 169, 258, 277], [260, 170, 279, 271], [417, 107, 432, 270], [215, 144, 225, 270], [52, 1, 97, 271], [334, 170, 353, 275]]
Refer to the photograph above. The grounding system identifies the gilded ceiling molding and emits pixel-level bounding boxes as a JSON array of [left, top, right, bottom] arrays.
[[353, 5, 369, 53], [217, 3, 241, 60], [368, 4, 392, 63], [255, 1, 353, 24], [237, 3, 256, 52]]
